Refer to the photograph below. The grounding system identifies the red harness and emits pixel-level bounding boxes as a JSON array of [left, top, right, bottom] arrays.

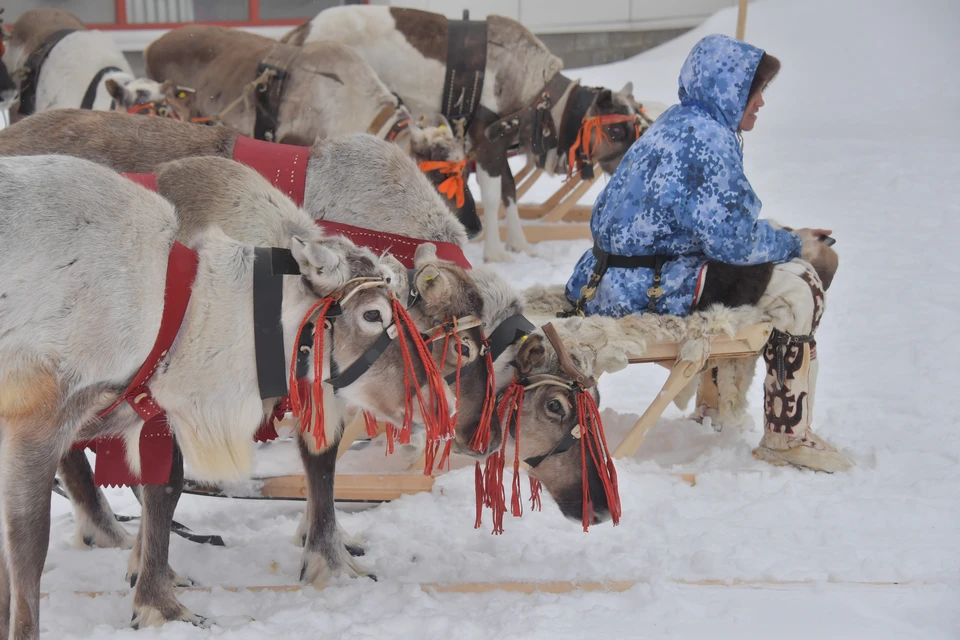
[[72, 241, 198, 486], [232, 136, 471, 269]]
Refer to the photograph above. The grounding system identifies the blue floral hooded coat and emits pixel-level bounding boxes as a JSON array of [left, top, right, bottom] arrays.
[[565, 34, 802, 317]]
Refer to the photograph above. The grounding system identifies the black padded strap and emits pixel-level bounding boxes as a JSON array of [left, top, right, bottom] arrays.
[[441, 18, 487, 136], [18, 28, 78, 116], [81, 65, 121, 110], [254, 61, 289, 142], [487, 313, 536, 362], [254, 248, 302, 399]]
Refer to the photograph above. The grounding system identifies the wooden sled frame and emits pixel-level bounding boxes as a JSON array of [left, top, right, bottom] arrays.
[[479, 160, 597, 243], [229, 322, 772, 503]]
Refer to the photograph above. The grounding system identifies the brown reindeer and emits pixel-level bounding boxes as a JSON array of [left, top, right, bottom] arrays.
[[284, 6, 644, 262], [141, 24, 481, 236]]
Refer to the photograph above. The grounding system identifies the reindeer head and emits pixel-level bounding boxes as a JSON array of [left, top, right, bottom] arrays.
[[409, 114, 481, 239], [499, 324, 617, 527], [108, 79, 196, 121], [578, 82, 644, 177], [407, 243, 504, 457], [290, 237, 453, 444]]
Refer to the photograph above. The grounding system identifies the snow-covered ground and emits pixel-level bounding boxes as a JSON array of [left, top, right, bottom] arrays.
[[36, 0, 960, 637]]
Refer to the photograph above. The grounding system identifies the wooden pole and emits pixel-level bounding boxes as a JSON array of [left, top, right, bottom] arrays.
[[736, 0, 748, 40]]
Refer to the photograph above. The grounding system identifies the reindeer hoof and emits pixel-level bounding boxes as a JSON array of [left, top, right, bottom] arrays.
[[73, 518, 134, 550], [131, 601, 204, 629], [483, 246, 515, 263], [299, 547, 373, 586], [129, 572, 138, 588], [507, 240, 537, 257], [345, 542, 365, 557]]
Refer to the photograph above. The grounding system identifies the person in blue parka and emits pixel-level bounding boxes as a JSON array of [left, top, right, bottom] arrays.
[[565, 34, 852, 472]]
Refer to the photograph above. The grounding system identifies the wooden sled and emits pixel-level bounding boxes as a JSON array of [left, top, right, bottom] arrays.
[[613, 322, 773, 458], [478, 161, 597, 243]]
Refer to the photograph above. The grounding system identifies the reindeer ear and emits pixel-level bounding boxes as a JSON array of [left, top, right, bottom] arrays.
[[105, 79, 126, 104], [415, 264, 453, 306], [514, 334, 546, 376], [414, 242, 438, 266], [619, 81, 633, 96], [290, 234, 310, 267], [434, 114, 452, 131], [595, 89, 614, 111]]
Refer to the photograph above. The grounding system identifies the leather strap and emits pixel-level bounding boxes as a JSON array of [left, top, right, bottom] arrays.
[[486, 313, 535, 362], [253, 247, 301, 399], [254, 47, 296, 142], [17, 28, 78, 116], [315, 220, 471, 270], [441, 17, 488, 137], [81, 65, 121, 110], [367, 105, 396, 136]]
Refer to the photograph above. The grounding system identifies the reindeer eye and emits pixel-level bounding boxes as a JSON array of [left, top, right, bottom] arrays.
[[547, 399, 564, 415], [609, 125, 627, 140], [457, 343, 471, 359], [363, 310, 381, 323]]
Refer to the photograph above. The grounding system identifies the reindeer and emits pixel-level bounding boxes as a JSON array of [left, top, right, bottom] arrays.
[[0, 8, 165, 122], [284, 6, 643, 262], [0, 152, 455, 635], [142, 24, 480, 236], [0, 109, 469, 244]]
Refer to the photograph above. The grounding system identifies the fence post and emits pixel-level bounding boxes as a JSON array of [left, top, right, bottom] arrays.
[[736, 0, 748, 40]]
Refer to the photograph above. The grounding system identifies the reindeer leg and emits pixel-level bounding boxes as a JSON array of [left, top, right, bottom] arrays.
[[131, 446, 204, 629], [0, 382, 113, 640], [297, 424, 374, 585], [0, 432, 9, 640], [500, 155, 536, 256], [58, 449, 134, 549], [0, 541, 9, 640]]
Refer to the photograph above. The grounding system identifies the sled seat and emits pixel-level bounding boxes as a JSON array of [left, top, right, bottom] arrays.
[[613, 322, 772, 458]]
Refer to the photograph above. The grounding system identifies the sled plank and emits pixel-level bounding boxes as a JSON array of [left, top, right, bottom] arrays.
[[626, 323, 772, 364], [43, 577, 933, 599], [515, 167, 544, 199], [496, 223, 592, 242], [257, 473, 435, 501], [478, 204, 592, 222]]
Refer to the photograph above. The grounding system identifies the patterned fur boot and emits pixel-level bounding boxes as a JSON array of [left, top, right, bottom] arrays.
[[751, 261, 852, 471]]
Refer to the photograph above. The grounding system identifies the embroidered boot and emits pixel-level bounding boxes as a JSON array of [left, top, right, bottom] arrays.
[[752, 332, 853, 472]]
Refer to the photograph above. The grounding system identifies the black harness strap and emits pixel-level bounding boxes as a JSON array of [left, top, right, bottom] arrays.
[[253, 247, 302, 399], [487, 313, 536, 362], [254, 46, 296, 142], [17, 28, 78, 116], [562, 245, 676, 317], [441, 17, 487, 138], [326, 329, 395, 390], [80, 65, 122, 110]]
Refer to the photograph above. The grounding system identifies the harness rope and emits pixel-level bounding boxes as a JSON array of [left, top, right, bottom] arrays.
[[567, 113, 642, 179]]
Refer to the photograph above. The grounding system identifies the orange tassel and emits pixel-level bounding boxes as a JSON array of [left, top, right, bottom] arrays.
[[418, 159, 467, 208], [363, 411, 379, 438], [288, 298, 336, 451], [474, 461, 484, 529], [529, 477, 543, 512], [577, 390, 621, 530], [468, 335, 497, 454]]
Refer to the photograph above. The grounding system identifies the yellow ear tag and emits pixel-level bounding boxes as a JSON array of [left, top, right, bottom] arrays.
[[423, 276, 435, 284], [438, 124, 447, 130], [520, 335, 529, 343], [177, 91, 187, 99]]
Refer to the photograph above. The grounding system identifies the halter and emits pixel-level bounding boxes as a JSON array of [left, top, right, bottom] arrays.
[[475, 323, 621, 534], [567, 113, 643, 179], [288, 276, 451, 452]]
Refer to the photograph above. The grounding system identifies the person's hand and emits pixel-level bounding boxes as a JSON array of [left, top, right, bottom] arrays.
[[794, 227, 833, 237]]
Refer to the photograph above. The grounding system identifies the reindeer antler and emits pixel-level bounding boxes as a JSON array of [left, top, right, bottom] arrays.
[[542, 322, 596, 389]]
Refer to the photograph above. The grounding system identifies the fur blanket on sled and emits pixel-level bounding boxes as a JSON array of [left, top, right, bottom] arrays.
[[524, 284, 768, 428]]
